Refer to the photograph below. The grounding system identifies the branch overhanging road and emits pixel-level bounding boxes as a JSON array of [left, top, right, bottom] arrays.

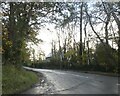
[[23, 67, 118, 94]]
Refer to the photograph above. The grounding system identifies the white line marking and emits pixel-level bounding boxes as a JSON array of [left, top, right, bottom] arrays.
[[116, 83, 120, 86]]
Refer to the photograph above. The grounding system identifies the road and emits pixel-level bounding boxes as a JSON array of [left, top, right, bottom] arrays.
[[23, 67, 119, 94]]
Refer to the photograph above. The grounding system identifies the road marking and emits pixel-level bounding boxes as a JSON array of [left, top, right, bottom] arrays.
[[54, 71, 67, 75], [116, 83, 120, 86], [72, 74, 89, 78]]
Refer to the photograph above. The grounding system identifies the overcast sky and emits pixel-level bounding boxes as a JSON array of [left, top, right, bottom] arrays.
[[28, 24, 58, 59], [27, 2, 119, 60]]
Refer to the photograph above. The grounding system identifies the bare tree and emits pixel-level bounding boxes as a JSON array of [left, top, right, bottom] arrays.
[[79, 2, 83, 64]]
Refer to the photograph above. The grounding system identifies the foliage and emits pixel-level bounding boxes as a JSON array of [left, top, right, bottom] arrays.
[[2, 2, 55, 65], [94, 43, 118, 72], [2, 2, 119, 73]]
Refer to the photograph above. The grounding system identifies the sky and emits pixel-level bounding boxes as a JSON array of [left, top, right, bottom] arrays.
[[29, 24, 58, 59], [28, 23, 80, 59], [27, 2, 119, 60], [29, 21, 118, 60], [38, 25, 57, 57]]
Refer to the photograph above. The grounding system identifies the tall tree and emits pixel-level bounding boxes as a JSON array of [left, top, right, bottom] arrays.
[[108, 2, 120, 73], [2, 2, 55, 65], [79, 2, 83, 64]]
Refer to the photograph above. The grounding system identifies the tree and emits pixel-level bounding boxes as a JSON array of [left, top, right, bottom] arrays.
[[95, 42, 117, 72], [79, 2, 83, 65], [85, 2, 119, 73], [108, 2, 120, 73], [2, 2, 57, 65]]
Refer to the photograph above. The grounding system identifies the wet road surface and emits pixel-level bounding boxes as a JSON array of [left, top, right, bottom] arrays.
[[23, 67, 118, 94]]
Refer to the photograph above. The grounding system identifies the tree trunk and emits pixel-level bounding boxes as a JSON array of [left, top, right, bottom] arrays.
[[8, 3, 17, 64], [102, 2, 110, 45], [79, 2, 83, 65], [105, 18, 109, 45]]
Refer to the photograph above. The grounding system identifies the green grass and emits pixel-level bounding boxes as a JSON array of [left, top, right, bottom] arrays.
[[2, 64, 39, 94], [0, 65, 2, 96]]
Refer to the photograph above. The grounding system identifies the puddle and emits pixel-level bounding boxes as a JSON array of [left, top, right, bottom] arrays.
[[21, 73, 57, 94]]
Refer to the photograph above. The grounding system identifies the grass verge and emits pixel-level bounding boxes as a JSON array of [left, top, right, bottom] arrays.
[[2, 64, 39, 94]]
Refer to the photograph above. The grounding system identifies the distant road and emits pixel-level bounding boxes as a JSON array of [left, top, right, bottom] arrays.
[[24, 67, 118, 94]]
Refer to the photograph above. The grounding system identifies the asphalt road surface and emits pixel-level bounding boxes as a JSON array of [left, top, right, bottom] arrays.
[[23, 67, 119, 94]]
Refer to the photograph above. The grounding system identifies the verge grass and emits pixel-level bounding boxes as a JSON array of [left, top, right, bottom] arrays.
[[2, 64, 39, 94]]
